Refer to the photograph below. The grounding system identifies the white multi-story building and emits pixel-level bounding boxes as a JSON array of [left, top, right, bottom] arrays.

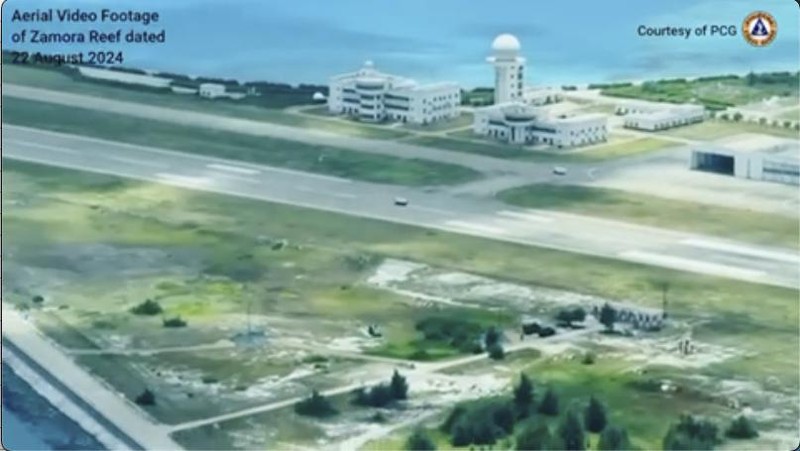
[[474, 34, 608, 148], [473, 102, 608, 147], [487, 34, 525, 104], [617, 101, 705, 131], [328, 61, 460, 125]]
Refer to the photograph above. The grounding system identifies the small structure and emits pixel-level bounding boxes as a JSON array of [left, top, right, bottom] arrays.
[[616, 101, 705, 131], [312, 91, 326, 103], [199, 83, 227, 99], [691, 133, 800, 185]]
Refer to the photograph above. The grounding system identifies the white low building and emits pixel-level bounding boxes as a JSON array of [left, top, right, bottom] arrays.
[[691, 133, 800, 185], [617, 101, 705, 131], [473, 102, 608, 147], [328, 61, 460, 125], [199, 83, 226, 99]]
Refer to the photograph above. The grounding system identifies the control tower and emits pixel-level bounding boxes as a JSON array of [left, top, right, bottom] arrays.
[[487, 33, 525, 104]]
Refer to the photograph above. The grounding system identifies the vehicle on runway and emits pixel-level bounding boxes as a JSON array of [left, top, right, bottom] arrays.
[[552, 166, 567, 175], [394, 197, 409, 206]]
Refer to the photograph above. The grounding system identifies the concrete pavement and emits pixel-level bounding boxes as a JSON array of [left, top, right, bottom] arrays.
[[4, 125, 798, 289], [1, 305, 181, 450]]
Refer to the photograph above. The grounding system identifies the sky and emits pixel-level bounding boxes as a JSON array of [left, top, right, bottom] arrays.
[[2, 0, 798, 87]]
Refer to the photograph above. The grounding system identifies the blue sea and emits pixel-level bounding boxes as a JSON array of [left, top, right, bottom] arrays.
[[2, 0, 798, 87], [2, 364, 105, 451]]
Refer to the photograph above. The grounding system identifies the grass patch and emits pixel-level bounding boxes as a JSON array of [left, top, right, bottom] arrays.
[[570, 137, 674, 161], [3, 64, 407, 139], [3, 97, 479, 186], [498, 184, 799, 248], [657, 119, 800, 140]]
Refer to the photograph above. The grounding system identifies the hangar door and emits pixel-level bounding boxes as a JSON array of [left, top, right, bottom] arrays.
[[692, 151, 735, 176]]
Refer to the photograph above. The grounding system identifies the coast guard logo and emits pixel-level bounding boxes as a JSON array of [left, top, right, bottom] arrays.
[[742, 11, 777, 47]]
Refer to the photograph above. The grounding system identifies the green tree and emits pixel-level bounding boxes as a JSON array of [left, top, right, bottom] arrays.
[[663, 414, 719, 450], [31, 295, 45, 305], [597, 425, 631, 450], [294, 389, 337, 417], [390, 370, 409, 400], [539, 388, 559, 416], [488, 343, 505, 360], [584, 396, 608, 433], [406, 428, 437, 450], [513, 373, 535, 418], [558, 409, 586, 451], [599, 303, 616, 332], [451, 422, 472, 447], [135, 388, 156, 406], [732, 112, 743, 122], [130, 299, 162, 315], [725, 415, 758, 439], [484, 326, 501, 348], [515, 421, 551, 450]]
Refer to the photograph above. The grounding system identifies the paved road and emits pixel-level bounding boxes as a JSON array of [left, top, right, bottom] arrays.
[[1, 305, 181, 450], [4, 83, 551, 176], [5, 125, 798, 289]]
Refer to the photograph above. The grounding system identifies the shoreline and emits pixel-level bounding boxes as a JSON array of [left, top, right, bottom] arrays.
[[2, 362, 105, 450]]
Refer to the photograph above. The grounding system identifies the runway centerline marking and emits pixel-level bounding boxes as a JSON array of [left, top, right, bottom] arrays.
[[619, 250, 766, 280], [497, 210, 554, 223], [5, 139, 79, 155], [445, 220, 507, 235], [680, 238, 800, 264], [207, 163, 261, 175]]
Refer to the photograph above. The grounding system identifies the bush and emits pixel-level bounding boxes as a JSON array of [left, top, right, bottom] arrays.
[[162, 316, 187, 328], [581, 353, 595, 365], [539, 388, 559, 416], [406, 428, 436, 450], [130, 299, 163, 316], [583, 396, 608, 433], [725, 415, 758, 439], [390, 370, 409, 400], [415, 316, 485, 353], [521, 322, 541, 335], [558, 409, 586, 450], [515, 420, 552, 450], [295, 390, 337, 417], [538, 326, 556, 338], [135, 389, 156, 406], [443, 398, 515, 447], [598, 425, 632, 450], [488, 343, 505, 360], [663, 414, 719, 450], [32, 295, 45, 304]]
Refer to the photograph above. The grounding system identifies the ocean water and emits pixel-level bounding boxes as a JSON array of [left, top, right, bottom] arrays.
[[2, 364, 105, 451], [2, 0, 798, 87]]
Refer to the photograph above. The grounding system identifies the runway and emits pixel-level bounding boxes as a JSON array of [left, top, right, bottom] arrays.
[[4, 124, 799, 289]]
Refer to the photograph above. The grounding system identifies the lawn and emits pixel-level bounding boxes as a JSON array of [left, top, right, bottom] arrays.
[[3, 97, 480, 186], [5, 161, 797, 447], [407, 134, 677, 162], [657, 119, 800, 140], [497, 184, 799, 248], [3, 64, 409, 140], [602, 73, 799, 108]]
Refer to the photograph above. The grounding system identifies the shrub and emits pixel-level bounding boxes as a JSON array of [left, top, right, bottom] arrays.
[[130, 299, 163, 316], [488, 343, 505, 360], [725, 415, 758, 439], [162, 316, 187, 328], [295, 390, 337, 417], [135, 389, 156, 406], [406, 428, 436, 450], [598, 425, 632, 450], [32, 295, 45, 304]]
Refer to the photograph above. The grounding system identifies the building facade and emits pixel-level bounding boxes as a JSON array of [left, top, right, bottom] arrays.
[[328, 61, 460, 125], [617, 102, 705, 131], [690, 134, 799, 185], [473, 102, 608, 147], [487, 34, 525, 104]]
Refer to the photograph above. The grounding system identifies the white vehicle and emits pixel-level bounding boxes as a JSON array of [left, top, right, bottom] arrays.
[[394, 197, 409, 206], [552, 166, 567, 175]]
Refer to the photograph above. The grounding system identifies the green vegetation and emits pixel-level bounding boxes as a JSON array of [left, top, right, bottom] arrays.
[[557, 408, 586, 450], [135, 388, 156, 406], [659, 118, 800, 139], [294, 390, 338, 418], [597, 425, 632, 450], [4, 97, 480, 186], [407, 134, 675, 162], [405, 428, 437, 450], [725, 415, 759, 439], [514, 420, 552, 450], [662, 414, 720, 450], [599, 303, 617, 332], [498, 184, 800, 248], [130, 299, 163, 316], [3, 63, 409, 139], [539, 388, 560, 416], [584, 396, 608, 433], [602, 72, 799, 109], [352, 370, 409, 408], [162, 316, 188, 328], [555, 307, 587, 328]]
